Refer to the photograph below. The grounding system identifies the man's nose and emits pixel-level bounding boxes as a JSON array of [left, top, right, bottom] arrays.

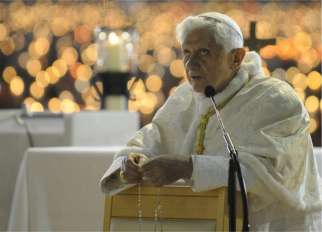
[[186, 53, 200, 69]]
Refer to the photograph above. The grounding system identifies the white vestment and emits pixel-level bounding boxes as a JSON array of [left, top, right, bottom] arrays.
[[100, 52, 322, 231]]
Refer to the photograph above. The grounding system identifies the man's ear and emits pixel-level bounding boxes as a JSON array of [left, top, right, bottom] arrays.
[[229, 48, 246, 69]]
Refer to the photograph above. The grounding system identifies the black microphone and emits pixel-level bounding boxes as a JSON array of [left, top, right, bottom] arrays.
[[204, 85, 250, 232], [204, 85, 236, 154], [204, 85, 216, 98]]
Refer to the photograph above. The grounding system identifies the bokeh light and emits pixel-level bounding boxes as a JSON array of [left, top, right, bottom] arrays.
[[26, 59, 42, 77], [145, 75, 162, 92], [36, 71, 50, 88], [46, 66, 60, 84], [34, 37, 50, 57], [170, 59, 185, 78], [53, 59, 68, 77], [61, 47, 78, 66], [61, 99, 76, 114], [74, 24, 92, 44], [305, 96, 319, 113], [309, 117, 318, 134], [10, 76, 24, 96], [3, 66, 17, 83], [0, 23, 8, 41], [0, 37, 15, 56], [292, 73, 307, 90], [30, 101, 44, 112], [48, 97, 61, 113], [307, 71, 322, 91], [29, 82, 44, 99], [76, 64, 92, 81], [59, 90, 74, 101]]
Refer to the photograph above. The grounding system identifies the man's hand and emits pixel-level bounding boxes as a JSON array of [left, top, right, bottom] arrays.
[[141, 155, 193, 187], [120, 153, 148, 184]]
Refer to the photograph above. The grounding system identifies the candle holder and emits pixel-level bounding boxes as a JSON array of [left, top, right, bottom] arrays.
[[93, 27, 138, 110], [95, 71, 130, 110]]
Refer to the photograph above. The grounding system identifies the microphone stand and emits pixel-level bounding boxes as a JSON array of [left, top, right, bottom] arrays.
[[209, 96, 250, 232]]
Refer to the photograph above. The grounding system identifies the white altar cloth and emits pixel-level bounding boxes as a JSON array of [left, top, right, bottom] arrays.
[[8, 146, 120, 231], [1, 110, 139, 230], [0, 112, 65, 231]]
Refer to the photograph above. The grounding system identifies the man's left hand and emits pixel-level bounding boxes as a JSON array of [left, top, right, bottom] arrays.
[[140, 155, 193, 187]]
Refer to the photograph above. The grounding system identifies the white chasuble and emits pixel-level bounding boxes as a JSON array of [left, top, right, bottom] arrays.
[[100, 52, 322, 231]]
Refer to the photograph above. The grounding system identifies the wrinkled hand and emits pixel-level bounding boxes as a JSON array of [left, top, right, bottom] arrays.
[[120, 153, 148, 184], [141, 155, 193, 187]]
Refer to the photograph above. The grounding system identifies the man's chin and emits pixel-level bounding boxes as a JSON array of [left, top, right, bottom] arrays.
[[191, 84, 205, 93]]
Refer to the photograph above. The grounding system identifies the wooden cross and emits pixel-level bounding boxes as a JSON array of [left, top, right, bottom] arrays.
[[244, 21, 276, 51]]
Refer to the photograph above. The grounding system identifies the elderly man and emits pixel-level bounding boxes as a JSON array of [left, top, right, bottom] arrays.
[[100, 12, 322, 231]]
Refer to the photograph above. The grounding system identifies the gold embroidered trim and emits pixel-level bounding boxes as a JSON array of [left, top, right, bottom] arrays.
[[193, 90, 241, 155]]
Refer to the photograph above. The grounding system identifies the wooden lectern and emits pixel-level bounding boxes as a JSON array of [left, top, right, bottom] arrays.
[[103, 185, 242, 231]]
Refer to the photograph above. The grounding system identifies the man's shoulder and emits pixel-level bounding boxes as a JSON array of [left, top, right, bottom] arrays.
[[244, 77, 301, 106], [152, 82, 194, 121], [240, 77, 307, 122], [165, 82, 194, 107]]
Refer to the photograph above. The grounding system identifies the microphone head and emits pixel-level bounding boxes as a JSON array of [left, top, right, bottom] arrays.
[[204, 85, 216, 98]]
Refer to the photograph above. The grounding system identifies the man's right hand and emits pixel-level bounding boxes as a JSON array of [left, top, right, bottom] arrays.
[[120, 153, 148, 184]]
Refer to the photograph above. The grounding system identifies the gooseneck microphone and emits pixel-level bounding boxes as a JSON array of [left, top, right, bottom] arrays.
[[204, 85, 250, 232]]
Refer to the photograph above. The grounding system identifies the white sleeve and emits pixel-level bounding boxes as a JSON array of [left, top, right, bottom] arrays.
[[191, 154, 256, 192], [99, 122, 162, 195]]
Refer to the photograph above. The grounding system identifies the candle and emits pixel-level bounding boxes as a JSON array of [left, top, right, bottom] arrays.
[[96, 30, 133, 73]]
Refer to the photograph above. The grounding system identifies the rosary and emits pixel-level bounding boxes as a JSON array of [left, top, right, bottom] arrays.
[[122, 153, 164, 231], [137, 183, 163, 232]]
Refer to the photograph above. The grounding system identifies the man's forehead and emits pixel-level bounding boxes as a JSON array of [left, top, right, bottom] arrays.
[[182, 27, 216, 47]]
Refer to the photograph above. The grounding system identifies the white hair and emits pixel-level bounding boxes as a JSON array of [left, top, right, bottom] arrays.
[[176, 12, 244, 53]]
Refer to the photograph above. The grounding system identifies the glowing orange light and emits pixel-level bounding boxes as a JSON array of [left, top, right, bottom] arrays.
[[34, 37, 50, 57], [292, 73, 307, 90], [23, 97, 35, 108], [145, 75, 162, 92], [305, 96, 319, 113], [30, 82, 44, 99], [138, 54, 155, 73], [286, 67, 300, 83], [76, 64, 92, 81], [309, 117, 318, 134], [170, 59, 185, 78], [0, 38, 15, 56], [59, 90, 74, 101], [259, 45, 276, 59], [36, 71, 50, 88], [156, 46, 176, 66], [46, 66, 60, 84], [294, 31, 312, 53], [30, 102, 44, 113], [26, 59, 42, 77], [61, 99, 76, 114], [28, 42, 40, 58], [48, 98, 61, 113], [3, 66, 17, 83], [51, 17, 70, 37], [61, 47, 78, 66], [53, 59, 68, 77], [276, 38, 296, 60], [0, 23, 8, 41], [10, 77, 24, 96], [307, 71, 322, 91], [74, 24, 92, 44]]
